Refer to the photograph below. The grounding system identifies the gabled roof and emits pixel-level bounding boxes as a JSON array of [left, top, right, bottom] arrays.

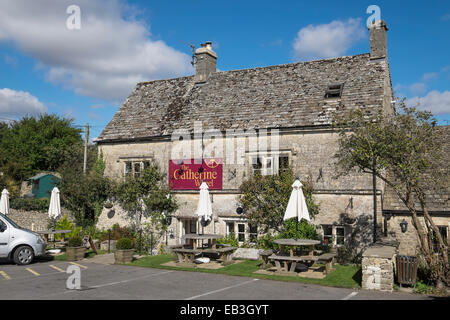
[[97, 53, 390, 142], [28, 173, 60, 181]]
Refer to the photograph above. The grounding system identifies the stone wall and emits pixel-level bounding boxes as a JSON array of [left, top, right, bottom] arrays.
[[362, 244, 397, 292], [8, 208, 74, 231], [8, 209, 49, 231], [385, 215, 450, 255], [98, 130, 388, 249]]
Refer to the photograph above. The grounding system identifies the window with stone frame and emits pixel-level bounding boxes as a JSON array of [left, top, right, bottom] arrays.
[[249, 224, 258, 242], [335, 226, 345, 245], [432, 225, 449, 251], [249, 153, 290, 176], [124, 161, 132, 177], [322, 224, 347, 246], [322, 225, 333, 245], [189, 220, 197, 234], [124, 160, 151, 178], [237, 223, 246, 242], [226, 222, 235, 237]]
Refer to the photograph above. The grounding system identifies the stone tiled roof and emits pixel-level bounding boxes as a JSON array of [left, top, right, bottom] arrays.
[[97, 53, 389, 142], [383, 126, 450, 213]]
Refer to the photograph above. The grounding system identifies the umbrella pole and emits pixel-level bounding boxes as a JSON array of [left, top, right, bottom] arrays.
[[296, 217, 298, 241]]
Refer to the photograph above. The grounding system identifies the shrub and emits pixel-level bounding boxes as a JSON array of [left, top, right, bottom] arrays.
[[414, 280, 434, 294], [54, 215, 81, 240], [116, 238, 134, 250], [100, 224, 134, 241], [10, 197, 50, 212], [216, 233, 239, 247], [81, 225, 103, 240], [68, 236, 83, 247]]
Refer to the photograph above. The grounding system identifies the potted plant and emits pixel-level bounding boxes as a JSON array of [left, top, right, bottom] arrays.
[[66, 236, 86, 261], [114, 237, 134, 264]]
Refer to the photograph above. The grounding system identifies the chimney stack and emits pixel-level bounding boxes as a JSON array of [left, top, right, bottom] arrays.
[[368, 20, 388, 60], [195, 41, 217, 82]]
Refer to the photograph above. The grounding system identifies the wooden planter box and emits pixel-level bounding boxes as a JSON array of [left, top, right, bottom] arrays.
[[114, 249, 134, 264], [66, 246, 86, 261]]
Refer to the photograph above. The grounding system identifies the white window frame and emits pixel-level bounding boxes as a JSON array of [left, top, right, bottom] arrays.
[[248, 152, 291, 176], [321, 224, 348, 247], [237, 223, 246, 243], [123, 160, 151, 178]]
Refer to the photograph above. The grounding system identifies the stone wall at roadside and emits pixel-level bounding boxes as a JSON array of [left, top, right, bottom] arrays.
[[362, 244, 397, 292], [8, 208, 74, 231]]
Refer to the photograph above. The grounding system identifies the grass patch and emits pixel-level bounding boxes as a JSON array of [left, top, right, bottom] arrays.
[[130, 254, 361, 289]]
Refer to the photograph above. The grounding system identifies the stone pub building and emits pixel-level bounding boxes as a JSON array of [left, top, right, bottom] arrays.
[[95, 20, 449, 255]]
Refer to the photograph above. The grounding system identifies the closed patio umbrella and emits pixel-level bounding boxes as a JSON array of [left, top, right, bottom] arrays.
[[48, 187, 62, 226], [0, 189, 10, 215], [283, 178, 310, 240], [196, 180, 212, 234]]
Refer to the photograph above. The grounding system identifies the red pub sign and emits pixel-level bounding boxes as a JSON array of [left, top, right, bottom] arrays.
[[168, 158, 223, 190]]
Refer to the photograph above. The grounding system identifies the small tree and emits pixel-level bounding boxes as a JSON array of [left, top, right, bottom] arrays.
[[113, 162, 177, 248], [239, 167, 319, 235], [333, 101, 449, 289], [58, 146, 113, 227]]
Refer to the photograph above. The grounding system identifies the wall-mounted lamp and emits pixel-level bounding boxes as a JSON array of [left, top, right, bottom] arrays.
[[400, 219, 408, 233]]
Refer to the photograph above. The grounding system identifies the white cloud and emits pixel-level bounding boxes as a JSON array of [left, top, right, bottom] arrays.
[[0, 0, 193, 103], [406, 91, 450, 115], [409, 82, 428, 96], [293, 18, 366, 61], [0, 88, 47, 118], [421, 72, 438, 81]]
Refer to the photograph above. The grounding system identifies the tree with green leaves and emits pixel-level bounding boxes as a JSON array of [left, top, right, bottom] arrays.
[[239, 167, 319, 237], [113, 162, 177, 235], [333, 100, 449, 290], [58, 146, 113, 227], [0, 114, 82, 183]]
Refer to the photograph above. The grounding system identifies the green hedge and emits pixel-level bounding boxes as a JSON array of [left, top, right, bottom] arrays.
[[10, 197, 50, 212], [116, 238, 134, 250], [68, 236, 83, 247]]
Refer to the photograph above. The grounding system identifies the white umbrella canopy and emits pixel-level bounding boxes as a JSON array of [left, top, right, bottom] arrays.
[[48, 187, 62, 220], [284, 178, 310, 240], [0, 189, 10, 215], [196, 181, 213, 225]]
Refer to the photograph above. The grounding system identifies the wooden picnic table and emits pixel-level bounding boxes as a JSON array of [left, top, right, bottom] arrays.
[[182, 234, 222, 250], [36, 230, 73, 243], [274, 239, 320, 257]]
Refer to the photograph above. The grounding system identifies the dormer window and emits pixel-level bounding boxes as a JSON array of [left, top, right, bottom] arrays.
[[325, 83, 344, 98]]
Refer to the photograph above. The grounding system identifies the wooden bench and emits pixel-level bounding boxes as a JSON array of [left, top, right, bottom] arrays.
[[317, 253, 337, 274], [269, 254, 319, 273], [172, 248, 201, 263]]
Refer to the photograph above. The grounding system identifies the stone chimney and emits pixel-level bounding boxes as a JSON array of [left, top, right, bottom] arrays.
[[368, 20, 388, 60], [195, 41, 217, 82]]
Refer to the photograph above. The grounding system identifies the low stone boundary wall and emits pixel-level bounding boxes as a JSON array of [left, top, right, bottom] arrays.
[[7, 208, 74, 231], [362, 244, 397, 292]]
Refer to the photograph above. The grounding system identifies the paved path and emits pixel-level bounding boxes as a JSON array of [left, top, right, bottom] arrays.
[[0, 257, 435, 300]]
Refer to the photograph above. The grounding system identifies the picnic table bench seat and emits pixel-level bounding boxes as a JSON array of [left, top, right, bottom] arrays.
[[259, 249, 273, 268], [269, 254, 319, 272], [317, 253, 337, 274], [172, 248, 202, 263], [202, 247, 236, 261]]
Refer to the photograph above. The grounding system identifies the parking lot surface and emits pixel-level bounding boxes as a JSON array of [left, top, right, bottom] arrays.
[[0, 258, 433, 300]]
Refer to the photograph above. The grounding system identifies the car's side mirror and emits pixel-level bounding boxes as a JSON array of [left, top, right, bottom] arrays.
[[0, 222, 6, 233]]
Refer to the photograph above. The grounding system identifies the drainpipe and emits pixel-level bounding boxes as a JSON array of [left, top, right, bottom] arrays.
[[373, 160, 377, 243]]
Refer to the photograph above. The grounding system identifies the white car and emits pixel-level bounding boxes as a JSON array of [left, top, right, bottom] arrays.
[[0, 212, 46, 265]]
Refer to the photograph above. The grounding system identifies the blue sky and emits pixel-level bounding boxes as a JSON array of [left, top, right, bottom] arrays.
[[0, 0, 449, 140]]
